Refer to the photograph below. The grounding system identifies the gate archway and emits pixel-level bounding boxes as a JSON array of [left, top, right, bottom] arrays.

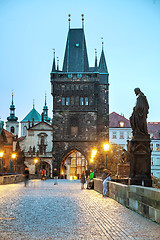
[[60, 150, 88, 179]]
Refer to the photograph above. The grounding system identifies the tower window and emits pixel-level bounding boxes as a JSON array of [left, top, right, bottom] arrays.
[[11, 126, 15, 133], [66, 97, 70, 106], [85, 97, 88, 105], [62, 97, 65, 106], [80, 97, 84, 106]]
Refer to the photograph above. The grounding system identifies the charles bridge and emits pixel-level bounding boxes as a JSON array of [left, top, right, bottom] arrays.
[[0, 179, 160, 240]]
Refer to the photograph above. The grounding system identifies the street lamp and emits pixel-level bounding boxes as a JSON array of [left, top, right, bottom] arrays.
[[11, 153, 16, 173], [11, 153, 16, 159], [0, 151, 4, 173], [34, 158, 38, 175], [103, 143, 110, 169]]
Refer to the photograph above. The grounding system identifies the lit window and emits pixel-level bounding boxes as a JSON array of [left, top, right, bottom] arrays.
[[156, 144, 160, 151], [80, 97, 84, 106], [120, 122, 124, 127], [66, 97, 70, 106], [112, 132, 117, 139], [120, 132, 124, 139], [85, 97, 88, 105], [62, 97, 65, 106]]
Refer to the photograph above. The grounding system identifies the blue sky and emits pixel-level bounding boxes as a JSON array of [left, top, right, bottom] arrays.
[[0, 0, 160, 124]]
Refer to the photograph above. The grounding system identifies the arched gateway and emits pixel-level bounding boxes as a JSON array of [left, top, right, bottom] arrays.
[[51, 20, 109, 175], [60, 150, 88, 179]]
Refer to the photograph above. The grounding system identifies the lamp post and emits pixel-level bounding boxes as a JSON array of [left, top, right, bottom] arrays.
[[0, 151, 4, 173], [11, 153, 16, 173], [103, 143, 110, 169], [34, 158, 38, 176]]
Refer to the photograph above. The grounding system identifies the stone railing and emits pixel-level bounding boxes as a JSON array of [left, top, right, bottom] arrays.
[[94, 178, 160, 224], [0, 174, 24, 185]]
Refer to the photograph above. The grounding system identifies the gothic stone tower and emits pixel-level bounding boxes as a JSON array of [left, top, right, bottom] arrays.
[[50, 19, 109, 173]]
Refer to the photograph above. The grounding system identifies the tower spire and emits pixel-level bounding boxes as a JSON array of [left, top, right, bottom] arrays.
[[7, 92, 18, 122], [99, 38, 108, 73], [81, 14, 84, 29], [12, 90, 14, 105], [52, 49, 56, 72], [43, 92, 51, 123], [68, 14, 71, 29], [57, 57, 59, 71], [94, 48, 98, 71]]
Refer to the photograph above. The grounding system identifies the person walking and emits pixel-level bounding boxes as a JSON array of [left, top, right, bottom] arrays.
[[24, 167, 30, 187], [81, 171, 85, 189], [102, 169, 111, 197], [53, 168, 58, 185]]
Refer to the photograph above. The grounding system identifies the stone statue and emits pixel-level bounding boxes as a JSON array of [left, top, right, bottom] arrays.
[[130, 88, 149, 136]]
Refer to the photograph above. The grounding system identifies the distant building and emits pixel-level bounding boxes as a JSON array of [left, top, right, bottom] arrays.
[[109, 112, 160, 178], [50, 18, 109, 177], [19, 116, 53, 177]]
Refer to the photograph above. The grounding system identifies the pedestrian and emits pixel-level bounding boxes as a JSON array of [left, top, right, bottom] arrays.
[[85, 169, 90, 189], [41, 169, 46, 180], [102, 169, 111, 197], [87, 170, 94, 189], [81, 171, 85, 189], [24, 167, 30, 187], [53, 168, 58, 185]]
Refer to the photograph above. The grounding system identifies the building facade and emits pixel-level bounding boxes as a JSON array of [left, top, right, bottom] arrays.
[[19, 117, 53, 177], [51, 20, 109, 177]]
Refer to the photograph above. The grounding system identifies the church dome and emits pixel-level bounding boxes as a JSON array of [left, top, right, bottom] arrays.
[[21, 105, 41, 122]]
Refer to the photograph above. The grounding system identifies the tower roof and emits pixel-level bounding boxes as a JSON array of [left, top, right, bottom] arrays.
[[7, 92, 18, 122], [62, 28, 89, 72], [21, 105, 41, 122], [99, 48, 108, 73]]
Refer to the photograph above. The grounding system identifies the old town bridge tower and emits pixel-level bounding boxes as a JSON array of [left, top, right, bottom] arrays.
[[50, 17, 109, 177]]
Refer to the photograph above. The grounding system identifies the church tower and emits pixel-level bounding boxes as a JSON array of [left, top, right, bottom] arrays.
[[50, 16, 109, 175], [43, 94, 51, 123], [6, 92, 19, 136]]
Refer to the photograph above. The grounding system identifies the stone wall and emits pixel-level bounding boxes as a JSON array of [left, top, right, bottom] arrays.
[[0, 174, 24, 185], [94, 178, 160, 224]]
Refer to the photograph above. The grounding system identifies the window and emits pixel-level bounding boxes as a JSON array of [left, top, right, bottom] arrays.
[[120, 121, 124, 127], [120, 132, 124, 139], [62, 97, 65, 106], [10, 126, 15, 133], [68, 74, 72, 78], [112, 132, 117, 139], [80, 97, 84, 106], [156, 144, 160, 151], [150, 143, 153, 151], [157, 158, 160, 165], [71, 126, 78, 136], [66, 97, 70, 106], [85, 97, 88, 105]]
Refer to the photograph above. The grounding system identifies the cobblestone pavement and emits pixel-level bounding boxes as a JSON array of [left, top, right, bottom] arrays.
[[0, 179, 159, 240]]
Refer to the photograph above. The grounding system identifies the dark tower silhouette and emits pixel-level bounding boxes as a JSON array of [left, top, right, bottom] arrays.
[[50, 16, 109, 172]]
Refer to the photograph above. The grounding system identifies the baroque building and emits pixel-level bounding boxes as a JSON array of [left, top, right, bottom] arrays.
[[51, 17, 109, 178]]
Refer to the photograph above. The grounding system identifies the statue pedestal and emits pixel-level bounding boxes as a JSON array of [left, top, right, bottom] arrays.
[[116, 163, 130, 179], [128, 134, 152, 187]]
